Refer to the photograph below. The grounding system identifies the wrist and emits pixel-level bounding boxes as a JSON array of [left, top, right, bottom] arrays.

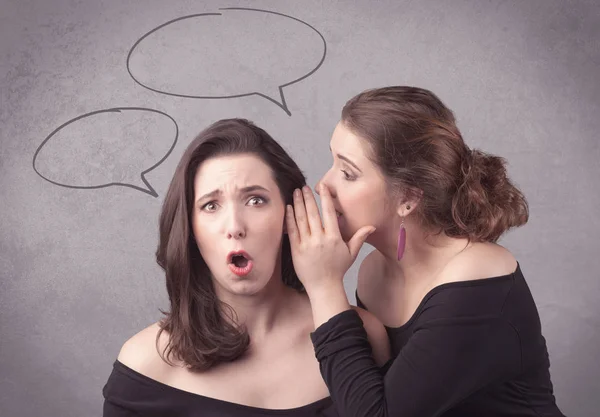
[[305, 280, 351, 328], [304, 275, 345, 297]]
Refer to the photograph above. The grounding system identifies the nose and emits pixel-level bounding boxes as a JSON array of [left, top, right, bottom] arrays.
[[315, 170, 336, 198], [225, 208, 246, 240]]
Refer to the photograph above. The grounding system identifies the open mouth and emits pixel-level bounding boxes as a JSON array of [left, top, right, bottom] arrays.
[[227, 250, 253, 276], [231, 254, 249, 268]]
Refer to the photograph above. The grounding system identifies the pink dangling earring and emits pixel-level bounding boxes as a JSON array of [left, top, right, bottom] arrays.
[[397, 205, 410, 260]]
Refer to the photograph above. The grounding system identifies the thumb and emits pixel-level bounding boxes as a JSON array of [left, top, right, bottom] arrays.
[[348, 226, 376, 259]]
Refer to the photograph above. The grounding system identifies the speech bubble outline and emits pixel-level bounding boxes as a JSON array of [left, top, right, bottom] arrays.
[[125, 7, 327, 116], [32, 107, 179, 198]]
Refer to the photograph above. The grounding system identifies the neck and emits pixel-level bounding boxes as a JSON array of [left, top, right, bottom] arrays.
[[370, 216, 470, 285], [215, 271, 297, 340]]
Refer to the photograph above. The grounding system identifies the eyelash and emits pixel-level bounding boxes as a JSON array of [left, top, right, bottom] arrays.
[[201, 196, 267, 212], [341, 169, 356, 181]]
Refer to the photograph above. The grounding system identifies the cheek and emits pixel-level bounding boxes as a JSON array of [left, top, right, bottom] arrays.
[[257, 211, 284, 237], [341, 186, 387, 221], [337, 183, 366, 208], [251, 209, 285, 247], [191, 215, 217, 255], [191, 214, 202, 244]]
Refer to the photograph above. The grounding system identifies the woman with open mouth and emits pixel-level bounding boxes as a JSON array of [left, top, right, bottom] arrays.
[[101, 118, 390, 416]]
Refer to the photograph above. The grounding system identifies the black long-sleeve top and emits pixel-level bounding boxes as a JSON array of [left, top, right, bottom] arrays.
[[310, 263, 565, 417]]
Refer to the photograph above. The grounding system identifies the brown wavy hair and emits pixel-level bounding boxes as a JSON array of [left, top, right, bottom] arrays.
[[155, 118, 306, 371], [341, 86, 528, 242]]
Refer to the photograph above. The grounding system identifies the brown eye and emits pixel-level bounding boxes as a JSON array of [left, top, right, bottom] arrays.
[[248, 196, 266, 206], [202, 202, 218, 212]]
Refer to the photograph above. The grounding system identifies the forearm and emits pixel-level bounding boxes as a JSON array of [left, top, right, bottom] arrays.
[[310, 309, 389, 417]]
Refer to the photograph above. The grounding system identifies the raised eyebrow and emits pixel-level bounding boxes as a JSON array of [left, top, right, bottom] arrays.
[[240, 185, 270, 194], [196, 185, 270, 205], [196, 189, 221, 205]]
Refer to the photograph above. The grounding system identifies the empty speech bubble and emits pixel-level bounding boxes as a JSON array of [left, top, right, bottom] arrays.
[[32, 107, 179, 197], [126, 7, 327, 116]]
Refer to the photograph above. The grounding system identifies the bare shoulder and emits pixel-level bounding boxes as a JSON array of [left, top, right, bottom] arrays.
[[117, 322, 174, 379], [351, 306, 391, 367], [441, 242, 518, 284], [357, 249, 386, 304]]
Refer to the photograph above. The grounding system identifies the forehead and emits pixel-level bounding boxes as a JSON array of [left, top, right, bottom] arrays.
[[194, 153, 276, 193], [330, 122, 372, 160]]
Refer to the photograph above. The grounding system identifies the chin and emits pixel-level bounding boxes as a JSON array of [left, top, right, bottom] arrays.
[[226, 281, 265, 297], [338, 216, 358, 242], [230, 270, 275, 294], [339, 224, 356, 242]]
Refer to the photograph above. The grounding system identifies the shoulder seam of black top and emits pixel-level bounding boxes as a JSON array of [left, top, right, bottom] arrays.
[[499, 269, 517, 314], [505, 320, 524, 374], [500, 272, 524, 374]]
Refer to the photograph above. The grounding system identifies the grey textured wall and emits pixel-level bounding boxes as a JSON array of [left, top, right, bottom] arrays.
[[1, 1, 599, 416]]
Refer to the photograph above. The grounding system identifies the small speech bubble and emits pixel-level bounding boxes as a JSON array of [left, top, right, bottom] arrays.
[[32, 107, 179, 197], [126, 7, 327, 116]]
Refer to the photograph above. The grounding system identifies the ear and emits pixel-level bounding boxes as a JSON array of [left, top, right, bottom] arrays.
[[396, 187, 422, 217]]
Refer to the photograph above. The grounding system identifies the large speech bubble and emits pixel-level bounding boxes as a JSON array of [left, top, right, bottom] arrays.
[[126, 7, 327, 116], [32, 107, 179, 197]]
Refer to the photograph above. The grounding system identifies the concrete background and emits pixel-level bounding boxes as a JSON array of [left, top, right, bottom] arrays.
[[1, 0, 599, 415]]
